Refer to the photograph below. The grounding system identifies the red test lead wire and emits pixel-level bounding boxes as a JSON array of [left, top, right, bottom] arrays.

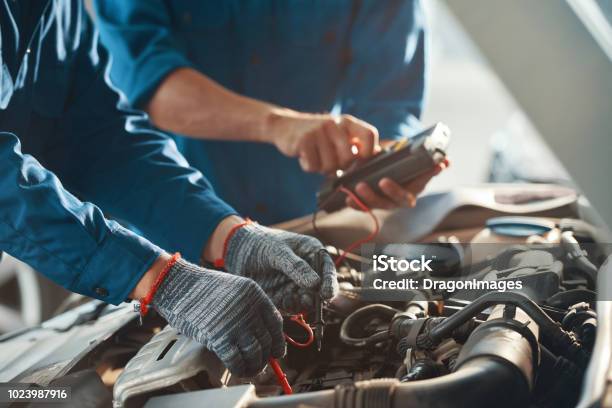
[[334, 185, 380, 267], [269, 314, 314, 394], [269, 358, 293, 395], [283, 314, 314, 348]]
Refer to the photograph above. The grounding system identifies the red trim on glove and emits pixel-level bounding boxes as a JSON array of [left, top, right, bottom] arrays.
[[213, 218, 252, 269], [139, 253, 181, 316]]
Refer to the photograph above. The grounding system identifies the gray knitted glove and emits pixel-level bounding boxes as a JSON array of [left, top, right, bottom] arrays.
[[224, 223, 338, 313], [152, 258, 285, 377]]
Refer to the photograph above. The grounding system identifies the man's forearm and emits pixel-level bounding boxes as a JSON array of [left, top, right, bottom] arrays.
[[145, 68, 380, 175], [146, 67, 285, 142]]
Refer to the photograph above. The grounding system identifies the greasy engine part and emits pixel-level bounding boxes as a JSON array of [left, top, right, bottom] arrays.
[[246, 357, 531, 408], [338, 304, 397, 347], [0, 301, 146, 385], [535, 346, 584, 408], [46, 369, 113, 408], [399, 358, 449, 382], [455, 246, 564, 302], [245, 302, 540, 408], [454, 304, 540, 389], [389, 300, 430, 345], [560, 230, 599, 288], [414, 291, 589, 368], [561, 302, 598, 351], [545, 288, 596, 309], [113, 325, 227, 408]]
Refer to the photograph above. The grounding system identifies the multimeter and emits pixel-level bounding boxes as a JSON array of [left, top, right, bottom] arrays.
[[317, 122, 451, 212]]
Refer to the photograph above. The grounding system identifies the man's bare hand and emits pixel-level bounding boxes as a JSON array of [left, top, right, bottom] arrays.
[[346, 159, 449, 210], [267, 110, 379, 174]]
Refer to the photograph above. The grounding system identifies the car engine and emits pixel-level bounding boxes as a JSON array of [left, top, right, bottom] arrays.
[[107, 230, 602, 408], [0, 187, 609, 408]]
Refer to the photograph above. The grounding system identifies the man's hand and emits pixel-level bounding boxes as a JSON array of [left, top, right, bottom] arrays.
[[220, 220, 339, 313], [151, 258, 285, 377], [266, 109, 379, 174], [346, 159, 449, 210]]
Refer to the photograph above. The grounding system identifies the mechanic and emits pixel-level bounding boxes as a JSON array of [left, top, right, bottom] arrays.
[[92, 0, 447, 224], [0, 0, 337, 378]]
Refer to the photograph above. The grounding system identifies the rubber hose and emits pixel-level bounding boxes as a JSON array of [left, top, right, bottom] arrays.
[[419, 291, 588, 367], [339, 304, 398, 347]]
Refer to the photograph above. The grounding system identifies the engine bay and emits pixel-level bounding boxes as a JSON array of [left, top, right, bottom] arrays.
[[0, 185, 609, 408], [110, 238, 602, 407]]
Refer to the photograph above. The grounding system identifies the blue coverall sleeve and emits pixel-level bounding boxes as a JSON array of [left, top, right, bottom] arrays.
[[92, 0, 193, 108], [0, 132, 162, 305], [340, 0, 427, 140], [54, 17, 236, 265]]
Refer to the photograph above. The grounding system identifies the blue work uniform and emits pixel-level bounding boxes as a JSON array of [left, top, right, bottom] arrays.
[[0, 0, 235, 305], [93, 0, 427, 224]]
